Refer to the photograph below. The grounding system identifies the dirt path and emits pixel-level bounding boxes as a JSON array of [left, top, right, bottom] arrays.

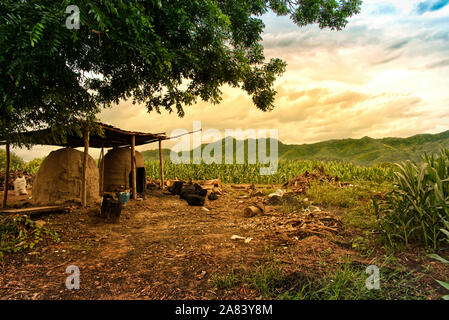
[[0, 187, 444, 300]]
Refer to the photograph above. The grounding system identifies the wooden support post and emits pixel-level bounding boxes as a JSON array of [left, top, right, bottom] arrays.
[[159, 139, 164, 189], [2, 142, 10, 208], [131, 135, 137, 200], [81, 126, 89, 207], [100, 145, 104, 196]]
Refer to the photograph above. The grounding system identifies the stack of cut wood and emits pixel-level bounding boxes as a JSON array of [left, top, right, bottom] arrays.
[[198, 179, 222, 200], [0, 171, 35, 191]]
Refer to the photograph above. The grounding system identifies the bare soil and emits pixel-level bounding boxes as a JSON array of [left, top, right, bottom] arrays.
[[0, 187, 447, 300]]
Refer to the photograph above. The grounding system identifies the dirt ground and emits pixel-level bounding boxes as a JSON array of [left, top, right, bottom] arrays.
[[0, 186, 447, 300]]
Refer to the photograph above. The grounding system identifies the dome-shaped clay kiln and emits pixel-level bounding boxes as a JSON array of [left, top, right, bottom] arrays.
[[101, 147, 145, 192], [32, 148, 100, 205]]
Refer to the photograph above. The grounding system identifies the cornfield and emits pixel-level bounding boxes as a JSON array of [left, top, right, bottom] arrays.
[[375, 149, 449, 250], [145, 160, 395, 184]]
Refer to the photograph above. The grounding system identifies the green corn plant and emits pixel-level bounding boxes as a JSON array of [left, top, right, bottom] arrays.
[[428, 218, 449, 300], [375, 149, 449, 250]]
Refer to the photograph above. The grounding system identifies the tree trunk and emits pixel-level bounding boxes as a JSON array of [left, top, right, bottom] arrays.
[[81, 126, 89, 207], [159, 139, 164, 189], [100, 145, 104, 196], [131, 135, 137, 200], [2, 143, 10, 208]]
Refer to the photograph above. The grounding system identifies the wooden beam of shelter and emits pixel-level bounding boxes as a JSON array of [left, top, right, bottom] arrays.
[[2, 142, 10, 208], [81, 126, 89, 207], [159, 139, 164, 189], [131, 135, 137, 200]]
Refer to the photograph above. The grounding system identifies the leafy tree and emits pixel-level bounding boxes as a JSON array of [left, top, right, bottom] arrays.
[[0, 0, 362, 144]]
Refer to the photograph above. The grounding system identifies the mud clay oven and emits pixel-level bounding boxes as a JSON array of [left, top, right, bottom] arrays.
[[32, 147, 100, 205], [101, 147, 146, 193]]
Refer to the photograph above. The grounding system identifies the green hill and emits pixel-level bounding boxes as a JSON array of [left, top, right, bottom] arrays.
[[141, 130, 449, 166]]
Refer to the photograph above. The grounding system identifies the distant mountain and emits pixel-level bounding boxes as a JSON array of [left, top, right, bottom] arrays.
[[141, 130, 449, 166]]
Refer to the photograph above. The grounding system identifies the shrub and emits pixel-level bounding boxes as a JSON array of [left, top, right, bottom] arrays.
[[0, 214, 59, 255]]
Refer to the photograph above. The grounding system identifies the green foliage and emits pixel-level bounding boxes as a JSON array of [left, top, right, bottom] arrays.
[[307, 181, 359, 208], [246, 261, 286, 297], [212, 258, 427, 300], [306, 180, 392, 230], [0, 149, 24, 171], [0, 151, 44, 173], [211, 261, 287, 297], [288, 260, 426, 300], [375, 149, 449, 250], [428, 218, 449, 300], [0, 0, 361, 143], [145, 159, 395, 184], [0, 214, 60, 255], [211, 268, 241, 290], [22, 157, 45, 174]]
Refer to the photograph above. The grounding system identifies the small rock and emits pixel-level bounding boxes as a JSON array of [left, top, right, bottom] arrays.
[[35, 220, 46, 227], [268, 189, 285, 198], [231, 235, 253, 243], [208, 193, 219, 201], [251, 191, 264, 197], [201, 207, 210, 212], [267, 195, 282, 205], [198, 271, 207, 279]]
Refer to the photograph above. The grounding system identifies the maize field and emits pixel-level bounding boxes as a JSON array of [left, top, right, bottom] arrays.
[[145, 160, 396, 184]]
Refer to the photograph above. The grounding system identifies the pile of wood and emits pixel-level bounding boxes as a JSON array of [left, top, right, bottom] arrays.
[[240, 202, 345, 241], [278, 210, 343, 239], [283, 170, 346, 193], [0, 171, 35, 191], [197, 179, 222, 199], [0, 206, 71, 216]]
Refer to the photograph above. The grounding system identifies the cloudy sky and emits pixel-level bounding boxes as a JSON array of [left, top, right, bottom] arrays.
[[14, 0, 449, 161]]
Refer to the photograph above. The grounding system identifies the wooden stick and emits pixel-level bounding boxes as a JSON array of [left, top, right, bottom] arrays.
[[159, 139, 164, 189], [2, 142, 10, 208], [100, 144, 104, 196], [81, 126, 89, 207], [0, 206, 70, 215], [131, 135, 137, 200]]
